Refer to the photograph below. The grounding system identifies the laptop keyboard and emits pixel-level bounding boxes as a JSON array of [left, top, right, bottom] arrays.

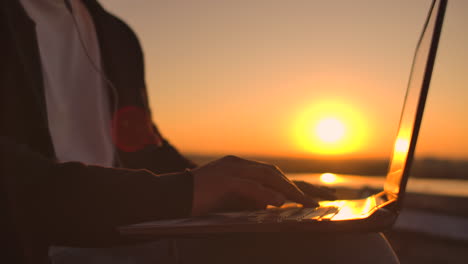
[[246, 206, 339, 223]]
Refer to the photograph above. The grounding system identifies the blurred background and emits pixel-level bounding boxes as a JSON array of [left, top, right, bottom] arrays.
[[100, 0, 468, 263]]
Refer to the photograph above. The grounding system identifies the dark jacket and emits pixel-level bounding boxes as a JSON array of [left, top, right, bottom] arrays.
[[0, 0, 196, 263]]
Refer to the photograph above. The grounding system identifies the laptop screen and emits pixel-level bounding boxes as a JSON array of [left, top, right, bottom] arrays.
[[384, 0, 446, 199]]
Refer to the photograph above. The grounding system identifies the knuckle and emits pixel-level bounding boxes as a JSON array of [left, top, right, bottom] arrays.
[[264, 163, 279, 172], [223, 155, 240, 162], [260, 164, 272, 173], [271, 164, 280, 171], [261, 165, 277, 177]]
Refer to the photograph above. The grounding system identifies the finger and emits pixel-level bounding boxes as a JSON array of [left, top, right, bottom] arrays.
[[225, 157, 317, 207], [293, 181, 337, 200], [256, 164, 318, 207], [216, 196, 265, 212], [230, 178, 286, 209]]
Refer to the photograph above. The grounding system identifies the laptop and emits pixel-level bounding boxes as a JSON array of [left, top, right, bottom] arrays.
[[120, 0, 447, 238]]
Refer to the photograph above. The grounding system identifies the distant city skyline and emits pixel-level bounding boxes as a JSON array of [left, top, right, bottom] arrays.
[[100, 0, 468, 159]]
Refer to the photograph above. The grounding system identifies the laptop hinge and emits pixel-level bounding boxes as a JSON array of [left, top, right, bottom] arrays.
[[374, 191, 397, 208]]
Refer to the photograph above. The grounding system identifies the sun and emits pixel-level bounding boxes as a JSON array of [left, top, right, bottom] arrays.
[[315, 118, 346, 144], [293, 100, 366, 156]]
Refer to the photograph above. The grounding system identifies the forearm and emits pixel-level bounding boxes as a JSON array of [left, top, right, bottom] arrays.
[[119, 138, 197, 174], [1, 136, 193, 246]]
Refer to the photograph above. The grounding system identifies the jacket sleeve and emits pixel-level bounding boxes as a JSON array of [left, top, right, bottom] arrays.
[[118, 130, 197, 174], [0, 136, 193, 247]]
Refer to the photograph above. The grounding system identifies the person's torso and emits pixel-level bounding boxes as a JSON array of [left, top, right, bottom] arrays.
[[0, 0, 153, 165], [19, 0, 115, 166]]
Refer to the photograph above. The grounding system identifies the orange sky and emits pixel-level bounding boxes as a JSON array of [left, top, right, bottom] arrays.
[[100, 0, 468, 160]]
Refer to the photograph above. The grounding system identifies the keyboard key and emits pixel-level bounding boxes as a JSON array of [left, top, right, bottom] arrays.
[[303, 206, 339, 221]]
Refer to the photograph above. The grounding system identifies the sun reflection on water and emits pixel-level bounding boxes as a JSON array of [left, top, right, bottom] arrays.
[[320, 173, 340, 184]]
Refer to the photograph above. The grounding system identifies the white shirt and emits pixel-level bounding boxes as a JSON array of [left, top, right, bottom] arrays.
[[19, 0, 115, 166]]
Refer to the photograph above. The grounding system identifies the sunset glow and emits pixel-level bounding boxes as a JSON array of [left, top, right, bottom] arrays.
[[294, 101, 367, 156], [102, 0, 468, 160]]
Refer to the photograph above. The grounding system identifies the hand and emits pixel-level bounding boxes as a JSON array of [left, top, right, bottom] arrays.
[[293, 180, 337, 201], [190, 155, 318, 216]]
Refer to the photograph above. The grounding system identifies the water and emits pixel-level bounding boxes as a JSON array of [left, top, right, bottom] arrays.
[[288, 173, 468, 197]]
